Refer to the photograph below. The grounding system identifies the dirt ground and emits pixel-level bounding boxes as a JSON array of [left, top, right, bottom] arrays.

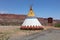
[[0, 26, 60, 40], [0, 26, 41, 40]]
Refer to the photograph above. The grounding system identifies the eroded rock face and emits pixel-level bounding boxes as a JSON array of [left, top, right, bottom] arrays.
[[0, 14, 26, 25], [0, 14, 26, 19], [0, 14, 59, 26]]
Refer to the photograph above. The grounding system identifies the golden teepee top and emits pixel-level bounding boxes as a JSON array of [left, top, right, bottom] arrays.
[[27, 6, 35, 17]]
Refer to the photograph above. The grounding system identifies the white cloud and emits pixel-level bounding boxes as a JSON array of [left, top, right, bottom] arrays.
[[0, 11, 9, 14]]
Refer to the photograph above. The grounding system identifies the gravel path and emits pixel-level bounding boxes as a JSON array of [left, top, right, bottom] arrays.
[[8, 29, 60, 40]]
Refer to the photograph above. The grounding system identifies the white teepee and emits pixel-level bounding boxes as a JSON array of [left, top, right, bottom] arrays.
[[22, 18, 42, 26], [20, 6, 44, 30]]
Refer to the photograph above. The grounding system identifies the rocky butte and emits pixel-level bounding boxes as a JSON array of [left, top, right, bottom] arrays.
[[0, 13, 60, 26]]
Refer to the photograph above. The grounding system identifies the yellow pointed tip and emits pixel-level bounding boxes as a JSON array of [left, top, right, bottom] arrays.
[[27, 6, 35, 17]]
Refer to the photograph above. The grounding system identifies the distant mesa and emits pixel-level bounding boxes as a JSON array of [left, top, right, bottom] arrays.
[[0, 13, 26, 19], [0, 13, 60, 26]]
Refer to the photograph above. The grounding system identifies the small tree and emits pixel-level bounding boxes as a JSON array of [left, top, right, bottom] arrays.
[[54, 23, 60, 27]]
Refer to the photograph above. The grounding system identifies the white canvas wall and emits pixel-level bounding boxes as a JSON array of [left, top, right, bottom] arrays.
[[22, 18, 42, 26]]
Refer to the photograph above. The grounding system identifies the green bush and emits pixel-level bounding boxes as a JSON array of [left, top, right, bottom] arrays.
[[54, 23, 60, 27]]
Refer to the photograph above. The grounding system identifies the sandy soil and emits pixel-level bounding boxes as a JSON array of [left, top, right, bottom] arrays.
[[0, 26, 60, 40], [0, 26, 41, 40], [44, 26, 60, 30]]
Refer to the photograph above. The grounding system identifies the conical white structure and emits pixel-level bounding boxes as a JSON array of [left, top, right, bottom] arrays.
[[20, 6, 44, 30], [22, 18, 42, 26]]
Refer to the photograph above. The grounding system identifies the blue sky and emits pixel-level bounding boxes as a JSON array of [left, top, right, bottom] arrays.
[[0, 0, 60, 19]]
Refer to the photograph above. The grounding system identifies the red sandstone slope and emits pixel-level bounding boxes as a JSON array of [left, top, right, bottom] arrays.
[[0, 14, 26, 19], [0, 14, 59, 25]]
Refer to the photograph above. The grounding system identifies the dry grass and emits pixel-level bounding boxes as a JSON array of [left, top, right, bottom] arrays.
[[44, 26, 60, 30], [0, 26, 41, 40], [0, 26, 20, 40]]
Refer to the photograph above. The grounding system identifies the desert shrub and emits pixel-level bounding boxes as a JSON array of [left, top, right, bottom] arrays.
[[54, 23, 60, 27]]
